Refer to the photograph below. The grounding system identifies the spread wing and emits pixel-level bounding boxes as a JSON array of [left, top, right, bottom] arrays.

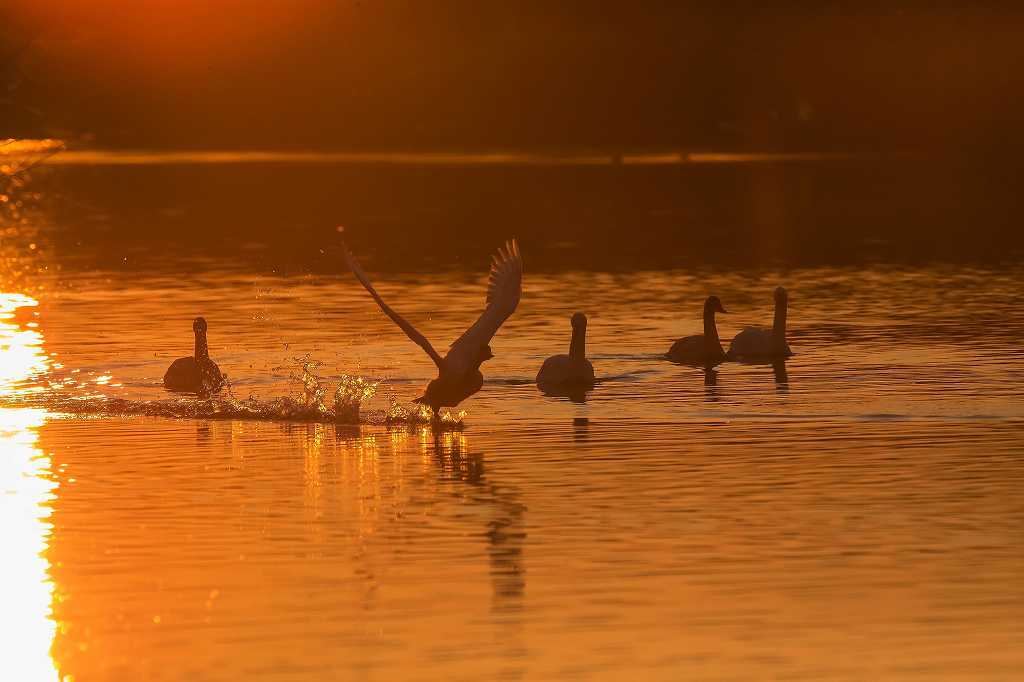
[[341, 242, 445, 369], [445, 239, 523, 376]]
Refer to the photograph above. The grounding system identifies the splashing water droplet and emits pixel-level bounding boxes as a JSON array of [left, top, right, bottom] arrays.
[[383, 396, 466, 429], [334, 373, 378, 424]]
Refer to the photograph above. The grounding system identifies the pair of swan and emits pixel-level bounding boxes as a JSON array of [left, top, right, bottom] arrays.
[[666, 287, 792, 365]]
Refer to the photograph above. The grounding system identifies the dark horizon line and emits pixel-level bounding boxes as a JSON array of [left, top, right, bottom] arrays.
[[31, 147, 916, 168]]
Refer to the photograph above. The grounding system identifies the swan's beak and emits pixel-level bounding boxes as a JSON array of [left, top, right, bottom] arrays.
[[719, 305, 729, 314]]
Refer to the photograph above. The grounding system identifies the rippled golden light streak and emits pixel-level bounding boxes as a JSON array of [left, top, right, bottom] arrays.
[[0, 291, 58, 679], [0, 294, 48, 396]]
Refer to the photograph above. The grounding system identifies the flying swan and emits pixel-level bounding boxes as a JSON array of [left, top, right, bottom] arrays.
[[342, 240, 523, 415]]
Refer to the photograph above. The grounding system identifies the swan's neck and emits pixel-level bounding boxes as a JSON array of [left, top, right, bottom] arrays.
[[703, 308, 721, 351], [569, 324, 586, 360], [194, 332, 209, 361], [772, 299, 788, 349]]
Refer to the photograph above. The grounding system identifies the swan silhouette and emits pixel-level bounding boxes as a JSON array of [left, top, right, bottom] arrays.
[[727, 286, 793, 360], [666, 296, 728, 366], [342, 240, 522, 415], [536, 312, 595, 388], [163, 317, 225, 394]]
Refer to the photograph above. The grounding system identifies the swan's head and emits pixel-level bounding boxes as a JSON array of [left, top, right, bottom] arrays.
[[704, 296, 727, 315], [193, 317, 208, 334], [774, 286, 788, 303], [571, 312, 587, 330]]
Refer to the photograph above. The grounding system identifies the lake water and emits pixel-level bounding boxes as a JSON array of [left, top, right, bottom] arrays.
[[1, 156, 1022, 680]]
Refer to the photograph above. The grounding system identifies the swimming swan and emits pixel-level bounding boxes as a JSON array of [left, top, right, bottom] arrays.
[[666, 296, 728, 365], [343, 239, 522, 415], [727, 286, 793, 360], [163, 317, 226, 394], [536, 312, 595, 388]]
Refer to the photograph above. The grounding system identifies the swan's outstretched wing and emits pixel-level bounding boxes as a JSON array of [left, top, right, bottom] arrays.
[[341, 242, 444, 369], [445, 240, 523, 375]]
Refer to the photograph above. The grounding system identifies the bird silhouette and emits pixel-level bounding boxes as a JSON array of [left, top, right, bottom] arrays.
[[342, 239, 522, 416], [536, 312, 595, 388], [666, 296, 728, 366], [163, 317, 225, 395], [728, 286, 793, 360]]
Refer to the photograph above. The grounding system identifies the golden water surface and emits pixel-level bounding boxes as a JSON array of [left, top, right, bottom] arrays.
[[1, 159, 1022, 680]]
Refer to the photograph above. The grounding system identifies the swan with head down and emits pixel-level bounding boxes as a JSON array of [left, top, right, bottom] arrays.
[[727, 286, 793, 360], [666, 296, 728, 366]]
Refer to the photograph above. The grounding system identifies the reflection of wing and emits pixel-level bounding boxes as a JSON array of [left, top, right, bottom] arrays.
[[446, 240, 523, 376], [341, 242, 444, 369]]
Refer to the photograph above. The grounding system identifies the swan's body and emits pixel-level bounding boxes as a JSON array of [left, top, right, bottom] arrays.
[[163, 317, 225, 394], [537, 312, 595, 387], [727, 287, 792, 360], [666, 296, 728, 365], [416, 364, 487, 410], [343, 239, 522, 415], [537, 355, 594, 386]]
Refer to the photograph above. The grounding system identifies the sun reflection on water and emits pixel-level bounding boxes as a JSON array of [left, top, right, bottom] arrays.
[[0, 291, 58, 680], [0, 408, 58, 682], [0, 293, 48, 396]]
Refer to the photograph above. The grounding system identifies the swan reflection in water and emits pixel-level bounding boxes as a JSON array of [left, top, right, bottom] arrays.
[[702, 367, 722, 403], [701, 359, 789, 401], [772, 360, 790, 394], [573, 417, 590, 442], [404, 428, 528, 612], [727, 358, 791, 394], [537, 382, 592, 404]]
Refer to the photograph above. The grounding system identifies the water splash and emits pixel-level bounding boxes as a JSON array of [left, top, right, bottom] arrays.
[[334, 374, 377, 424], [0, 353, 472, 429], [0, 356, 465, 429], [293, 356, 329, 412], [249, 355, 380, 423], [4, 391, 471, 429], [384, 395, 466, 429], [6, 392, 389, 425], [385, 397, 429, 424]]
